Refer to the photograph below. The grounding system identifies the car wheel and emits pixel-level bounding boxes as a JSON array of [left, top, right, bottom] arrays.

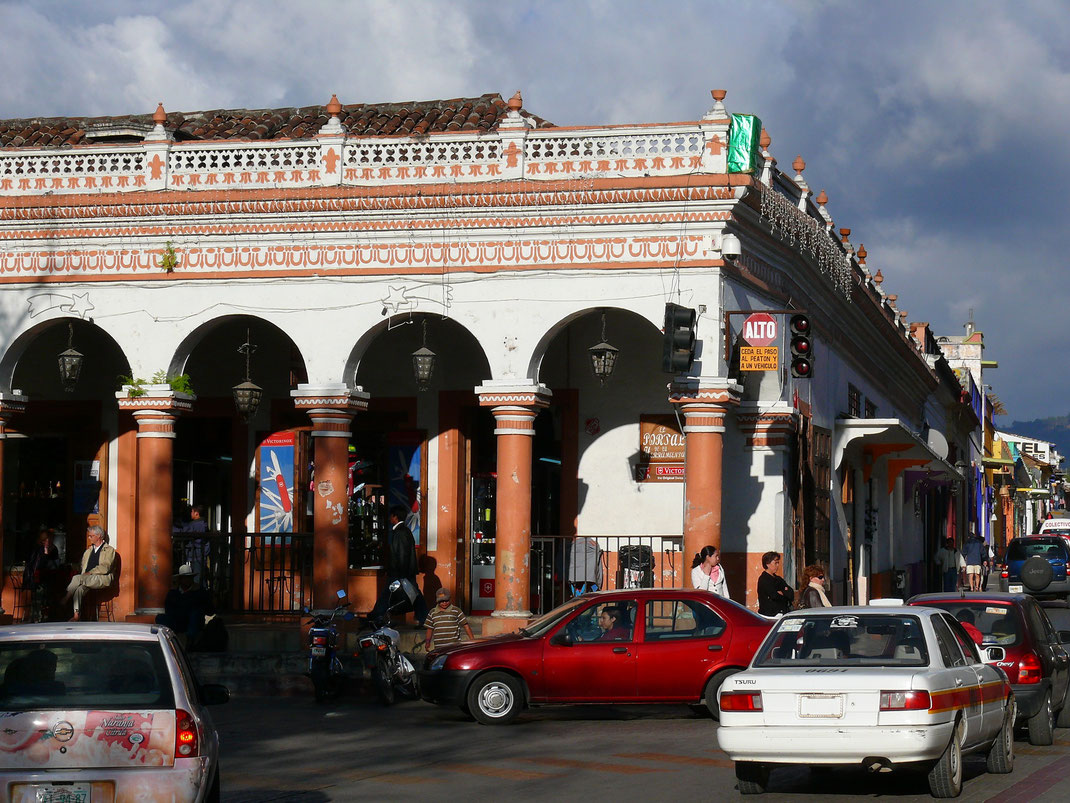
[[703, 668, 742, 721], [467, 671, 523, 725], [205, 768, 220, 803], [987, 697, 1016, 774], [928, 717, 963, 798], [1028, 690, 1054, 745], [1021, 555, 1053, 592], [736, 761, 770, 795], [1057, 681, 1070, 728]]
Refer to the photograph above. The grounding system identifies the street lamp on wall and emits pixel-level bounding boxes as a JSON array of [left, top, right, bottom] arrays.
[[57, 322, 84, 393], [412, 318, 436, 392], [232, 329, 262, 422], [588, 311, 619, 386]]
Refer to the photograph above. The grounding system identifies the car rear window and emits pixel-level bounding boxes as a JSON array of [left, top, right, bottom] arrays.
[[754, 613, 929, 667], [919, 601, 1023, 647], [0, 641, 175, 711], [1006, 538, 1068, 561]]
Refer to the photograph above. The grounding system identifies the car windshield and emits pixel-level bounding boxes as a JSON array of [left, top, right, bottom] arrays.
[[0, 641, 175, 711], [1006, 538, 1067, 561], [920, 601, 1022, 647], [754, 613, 929, 667], [521, 597, 588, 638]]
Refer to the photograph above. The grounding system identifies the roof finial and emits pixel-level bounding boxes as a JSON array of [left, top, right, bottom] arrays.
[[759, 128, 771, 150], [792, 155, 805, 174], [839, 227, 851, 244], [507, 91, 523, 112], [874, 268, 884, 285], [857, 244, 867, 263], [704, 89, 727, 120], [153, 103, 167, 125], [326, 94, 342, 116], [815, 189, 828, 206]]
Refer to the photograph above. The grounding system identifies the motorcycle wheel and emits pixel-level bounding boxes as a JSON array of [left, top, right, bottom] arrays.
[[310, 661, 330, 704], [374, 660, 396, 706]]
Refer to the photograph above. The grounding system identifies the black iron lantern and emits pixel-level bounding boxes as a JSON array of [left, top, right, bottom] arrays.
[[58, 322, 84, 393], [588, 311, 619, 386], [412, 318, 436, 391], [232, 329, 262, 421]]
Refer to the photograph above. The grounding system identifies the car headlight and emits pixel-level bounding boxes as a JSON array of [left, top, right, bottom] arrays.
[[430, 655, 448, 671]]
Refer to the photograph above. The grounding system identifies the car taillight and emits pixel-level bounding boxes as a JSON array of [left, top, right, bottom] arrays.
[[720, 691, 763, 711], [175, 709, 200, 758], [880, 690, 931, 711], [1018, 653, 1043, 684], [312, 636, 327, 646]]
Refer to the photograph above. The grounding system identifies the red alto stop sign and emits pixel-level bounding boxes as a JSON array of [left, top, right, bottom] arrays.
[[742, 312, 778, 347]]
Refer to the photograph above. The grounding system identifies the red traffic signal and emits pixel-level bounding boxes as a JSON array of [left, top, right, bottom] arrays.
[[789, 314, 813, 378], [662, 303, 697, 373]]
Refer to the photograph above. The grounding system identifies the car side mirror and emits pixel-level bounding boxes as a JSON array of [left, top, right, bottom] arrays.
[[1059, 630, 1070, 645], [200, 683, 231, 705], [550, 631, 573, 647], [984, 646, 1006, 663]]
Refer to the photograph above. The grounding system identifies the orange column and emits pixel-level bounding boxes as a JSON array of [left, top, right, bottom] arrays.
[[118, 391, 191, 614], [670, 384, 740, 563], [292, 386, 369, 610], [477, 383, 550, 634]]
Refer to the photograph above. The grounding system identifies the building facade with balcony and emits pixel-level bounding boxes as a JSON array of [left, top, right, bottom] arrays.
[[0, 90, 977, 628]]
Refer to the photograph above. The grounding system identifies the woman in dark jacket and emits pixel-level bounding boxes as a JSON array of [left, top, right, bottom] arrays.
[[24, 528, 60, 622], [798, 564, 832, 609], [757, 551, 794, 616]]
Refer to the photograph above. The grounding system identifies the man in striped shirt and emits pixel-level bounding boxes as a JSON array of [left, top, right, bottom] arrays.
[[425, 587, 475, 651]]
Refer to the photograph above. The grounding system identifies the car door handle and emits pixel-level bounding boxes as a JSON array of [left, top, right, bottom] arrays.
[[613, 646, 629, 654], [708, 644, 723, 651]]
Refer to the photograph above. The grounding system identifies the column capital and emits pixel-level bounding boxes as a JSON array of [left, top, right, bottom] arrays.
[[668, 377, 742, 408], [292, 384, 369, 438], [0, 392, 28, 438], [475, 381, 552, 409], [116, 384, 195, 412], [737, 404, 799, 449]]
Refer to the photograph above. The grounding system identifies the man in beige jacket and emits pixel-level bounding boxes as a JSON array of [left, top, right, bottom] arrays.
[[61, 525, 117, 620]]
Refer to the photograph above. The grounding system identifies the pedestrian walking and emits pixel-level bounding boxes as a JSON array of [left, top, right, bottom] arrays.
[[963, 532, 986, 591], [797, 564, 831, 609], [757, 551, 794, 616], [371, 505, 428, 624], [934, 537, 964, 592], [424, 588, 474, 651], [691, 545, 728, 598]]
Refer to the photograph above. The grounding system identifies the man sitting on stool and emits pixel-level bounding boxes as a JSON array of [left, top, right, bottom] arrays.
[[61, 525, 117, 621]]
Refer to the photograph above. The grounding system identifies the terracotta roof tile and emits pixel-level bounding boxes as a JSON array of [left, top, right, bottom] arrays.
[[0, 93, 553, 148]]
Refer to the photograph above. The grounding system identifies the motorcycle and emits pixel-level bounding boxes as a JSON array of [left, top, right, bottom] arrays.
[[358, 580, 420, 705], [304, 589, 355, 703]]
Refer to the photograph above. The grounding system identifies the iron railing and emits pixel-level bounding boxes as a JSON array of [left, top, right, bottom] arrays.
[[172, 532, 313, 614], [530, 535, 684, 616]]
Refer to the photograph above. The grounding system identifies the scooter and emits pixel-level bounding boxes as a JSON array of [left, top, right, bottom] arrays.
[[304, 589, 354, 703], [358, 580, 420, 705]]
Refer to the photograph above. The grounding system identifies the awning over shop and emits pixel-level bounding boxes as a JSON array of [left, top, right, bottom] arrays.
[[1016, 488, 1050, 497], [834, 418, 962, 494]]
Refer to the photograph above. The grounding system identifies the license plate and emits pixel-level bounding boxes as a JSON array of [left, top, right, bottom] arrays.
[[1009, 584, 1023, 593], [799, 693, 844, 718], [311, 646, 326, 657], [17, 783, 91, 803]]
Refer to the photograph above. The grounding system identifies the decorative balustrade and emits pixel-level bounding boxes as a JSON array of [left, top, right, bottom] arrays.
[[0, 121, 725, 196]]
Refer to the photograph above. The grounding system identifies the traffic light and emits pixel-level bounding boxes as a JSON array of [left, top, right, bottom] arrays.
[[790, 313, 813, 378], [662, 303, 697, 373]]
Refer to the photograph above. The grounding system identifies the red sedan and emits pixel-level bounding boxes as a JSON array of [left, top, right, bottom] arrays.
[[418, 588, 773, 724]]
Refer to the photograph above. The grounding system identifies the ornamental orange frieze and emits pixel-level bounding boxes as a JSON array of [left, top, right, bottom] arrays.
[[0, 236, 708, 280]]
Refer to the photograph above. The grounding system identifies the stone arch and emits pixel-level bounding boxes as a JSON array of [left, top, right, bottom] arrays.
[[2, 317, 131, 399]]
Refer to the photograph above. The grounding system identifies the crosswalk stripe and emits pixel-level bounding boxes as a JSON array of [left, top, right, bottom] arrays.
[[527, 757, 661, 774], [614, 751, 734, 767]]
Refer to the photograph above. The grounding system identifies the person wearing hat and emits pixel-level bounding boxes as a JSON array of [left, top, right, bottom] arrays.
[[155, 562, 214, 643], [424, 587, 475, 652]]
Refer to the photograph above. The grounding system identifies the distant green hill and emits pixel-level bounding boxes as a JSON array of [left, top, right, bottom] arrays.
[[1004, 414, 1070, 463]]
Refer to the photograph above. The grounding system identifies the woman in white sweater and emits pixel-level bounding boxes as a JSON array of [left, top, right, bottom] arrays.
[[690, 545, 728, 598]]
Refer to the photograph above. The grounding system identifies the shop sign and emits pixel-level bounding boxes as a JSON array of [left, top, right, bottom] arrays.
[[479, 578, 495, 598], [740, 346, 779, 371], [259, 431, 295, 534], [637, 415, 685, 483]]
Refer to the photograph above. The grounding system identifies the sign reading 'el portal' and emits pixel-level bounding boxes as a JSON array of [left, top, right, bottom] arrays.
[[636, 414, 685, 483]]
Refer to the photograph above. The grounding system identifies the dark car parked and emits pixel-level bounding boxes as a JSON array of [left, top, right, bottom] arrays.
[[909, 591, 1070, 745], [419, 589, 773, 725], [1000, 535, 1070, 600]]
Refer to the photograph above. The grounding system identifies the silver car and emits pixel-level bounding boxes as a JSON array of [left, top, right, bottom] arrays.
[[0, 622, 228, 802]]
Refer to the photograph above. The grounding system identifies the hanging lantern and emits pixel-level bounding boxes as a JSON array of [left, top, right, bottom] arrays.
[[588, 312, 619, 386], [58, 322, 84, 393], [412, 318, 436, 391], [232, 329, 262, 421]]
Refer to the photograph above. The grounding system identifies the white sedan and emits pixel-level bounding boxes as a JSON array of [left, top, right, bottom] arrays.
[[716, 603, 1015, 797]]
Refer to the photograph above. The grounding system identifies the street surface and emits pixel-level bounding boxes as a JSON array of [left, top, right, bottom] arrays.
[[214, 693, 1070, 802]]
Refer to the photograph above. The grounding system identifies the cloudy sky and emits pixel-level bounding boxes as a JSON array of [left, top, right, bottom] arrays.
[[1, 0, 1066, 422]]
